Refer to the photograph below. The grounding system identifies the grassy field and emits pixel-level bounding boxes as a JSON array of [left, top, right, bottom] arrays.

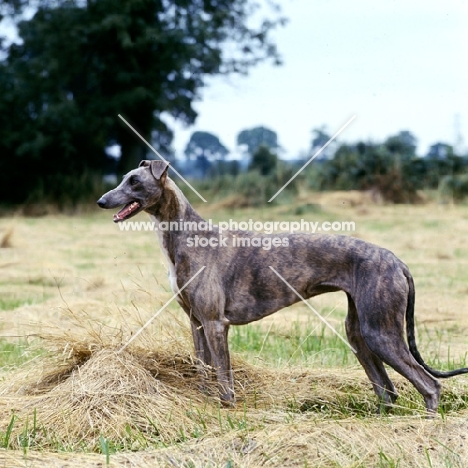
[[1, 189, 468, 467]]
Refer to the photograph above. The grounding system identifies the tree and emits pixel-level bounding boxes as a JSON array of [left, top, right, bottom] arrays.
[[237, 126, 279, 157], [426, 143, 454, 160], [0, 0, 285, 203], [248, 145, 278, 176], [384, 131, 417, 159], [423, 142, 467, 188], [184, 131, 229, 161], [311, 127, 330, 148], [310, 126, 335, 160]]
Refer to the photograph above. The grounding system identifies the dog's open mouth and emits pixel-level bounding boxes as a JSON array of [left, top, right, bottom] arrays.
[[113, 202, 141, 222]]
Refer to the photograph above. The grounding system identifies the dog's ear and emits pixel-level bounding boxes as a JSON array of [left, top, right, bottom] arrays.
[[138, 160, 170, 182], [149, 160, 170, 183]]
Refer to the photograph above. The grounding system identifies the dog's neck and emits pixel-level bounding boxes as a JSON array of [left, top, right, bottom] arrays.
[[145, 178, 204, 224], [145, 178, 204, 266]]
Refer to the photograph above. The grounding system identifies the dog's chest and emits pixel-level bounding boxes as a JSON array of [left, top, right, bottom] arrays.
[[160, 241, 179, 295], [151, 218, 180, 296]]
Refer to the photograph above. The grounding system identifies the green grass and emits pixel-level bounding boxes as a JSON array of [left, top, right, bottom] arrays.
[[1, 306, 458, 393], [229, 318, 468, 371], [230, 322, 352, 367], [0, 297, 35, 311], [416, 323, 468, 372], [0, 339, 43, 369], [289, 203, 323, 216]]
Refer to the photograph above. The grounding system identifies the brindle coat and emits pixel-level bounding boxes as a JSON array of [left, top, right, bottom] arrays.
[[98, 160, 468, 414]]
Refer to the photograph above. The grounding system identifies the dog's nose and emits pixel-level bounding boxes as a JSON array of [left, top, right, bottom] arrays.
[[97, 197, 107, 208]]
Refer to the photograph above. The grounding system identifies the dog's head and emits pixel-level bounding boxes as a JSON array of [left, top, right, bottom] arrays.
[[97, 160, 169, 222]]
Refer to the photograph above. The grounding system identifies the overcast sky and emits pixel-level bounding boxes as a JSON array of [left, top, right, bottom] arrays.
[[1, 1, 466, 159], [171, 0, 468, 158]]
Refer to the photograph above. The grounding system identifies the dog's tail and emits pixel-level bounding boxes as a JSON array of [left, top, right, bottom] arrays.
[[405, 271, 468, 378]]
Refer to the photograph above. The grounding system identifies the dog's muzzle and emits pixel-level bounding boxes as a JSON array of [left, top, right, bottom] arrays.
[[96, 197, 107, 208]]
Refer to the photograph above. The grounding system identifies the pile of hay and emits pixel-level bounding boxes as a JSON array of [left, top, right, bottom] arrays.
[[1, 307, 468, 455], [0, 312, 221, 450], [0, 307, 371, 451], [15, 349, 203, 447], [0, 308, 287, 451]]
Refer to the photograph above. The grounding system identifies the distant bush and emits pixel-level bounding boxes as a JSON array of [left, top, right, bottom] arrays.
[[370, 169, 423, 204], [439, 174, 468, 202], [190, 159, 299, 207], [21, 171, 111, 215], [308, 142, 421, 203], [304, 133, 468, 204]]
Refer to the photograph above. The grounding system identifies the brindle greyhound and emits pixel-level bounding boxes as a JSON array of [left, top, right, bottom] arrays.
[[97, 160, 468, 414]]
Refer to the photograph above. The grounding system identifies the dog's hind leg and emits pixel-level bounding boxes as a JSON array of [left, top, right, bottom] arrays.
[[357, 291, 441, 415], [345, 294, 398, 412]]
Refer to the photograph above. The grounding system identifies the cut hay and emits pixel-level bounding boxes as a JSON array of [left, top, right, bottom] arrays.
[[0, 310, 221, 450], [1, 308, 468, 460], [2, 412, 468, 467], [16, 348, 202, 447]]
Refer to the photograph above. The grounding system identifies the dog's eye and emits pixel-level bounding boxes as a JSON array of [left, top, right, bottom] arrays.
[[129, 176, 139, 186]]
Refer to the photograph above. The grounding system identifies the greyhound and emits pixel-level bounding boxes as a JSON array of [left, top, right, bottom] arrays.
[[97, 160, 468, 414]]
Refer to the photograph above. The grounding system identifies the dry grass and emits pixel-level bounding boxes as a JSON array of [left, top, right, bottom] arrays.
[[0, 307, 384, 450], [1, 196, 468, 466], [2, 416, 468, 467], [0, 226, 14, 248], [1, 307, 468, 467]]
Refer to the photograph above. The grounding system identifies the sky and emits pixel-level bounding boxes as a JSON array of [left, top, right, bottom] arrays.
[[1, 1, 466, 160], [170, 0, 468, 159]]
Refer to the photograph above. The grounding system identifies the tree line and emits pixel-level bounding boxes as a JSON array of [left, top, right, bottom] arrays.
[[0, 0, 285, 205], [180, 126, 468, 203], [0, 1, 466, 207]]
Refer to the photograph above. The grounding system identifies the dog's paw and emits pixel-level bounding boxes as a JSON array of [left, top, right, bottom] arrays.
[[220, 397, 236, 408], [198, 383, 214, 396], [219, 391, 236, 408]]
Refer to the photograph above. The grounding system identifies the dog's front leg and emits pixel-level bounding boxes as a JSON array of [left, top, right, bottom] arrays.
[[190, 318, 212, 367], [190, 318, 214, 395], [201, 319, 235, 405]]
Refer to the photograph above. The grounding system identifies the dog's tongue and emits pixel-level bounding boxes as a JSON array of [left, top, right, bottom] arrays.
[[113, 202, 140, 222]]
